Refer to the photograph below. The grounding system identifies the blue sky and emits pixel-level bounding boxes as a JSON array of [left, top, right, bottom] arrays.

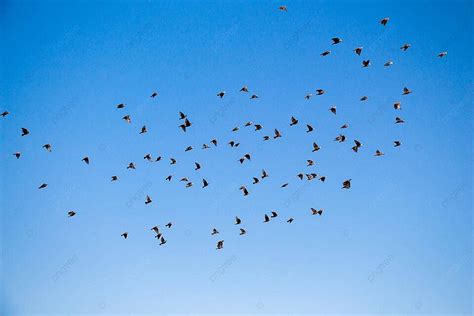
[[0, 0, 472, 314]]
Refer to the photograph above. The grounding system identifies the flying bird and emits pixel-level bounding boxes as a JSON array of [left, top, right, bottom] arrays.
[[252, 177, 260, 184], [312, 142, 320, 152], [239, 186, 249, 196], [240, 85, 249, 92], [67, 211, 76, 217], [38, 183, 48, 189], [211, 139, 218, 146], [165, 222, 172, 228], [400, 43, 411, 51], [332, 37, 342, 45], [117, 103, 125, 109], [380, 17, 389, 26], [121, 232, 128, 239], [394, 141, 402, 147], [271, 211, 278, 218], [402, 87, 412, 95], [14, 152, 21, 159], [235, 216, 242, 225], [330, 106, 337, 114], [306, 124, 314, 133], [384, 61, 394, 67], [316, 89, 325, 95], [360, 96, 368, 101], [194, 162, 201, 170], [21, 128, 29, 136], [159, 236, 167, 245], [395, 117, 405, 124], [145, 195, 152, 204], [179, 111, 187, 120], [217, 91, 226, 98], [264, 214, 270, 223], [305, 93, 313, 99], [250, 94, 259, 99], [82, 157, 90, 165], [438, 51, 448, 58], [342, 179, 351, 189], [311, 208, 323, 216], [374, 150, 385, 156], [287, 218, 294, 223], [111, 176, 118, 181], [216, 240, 224, 250], [320, 51, 331, 56], [239, 228, 246, 235], [1, 111, 9, 117], [202, 179, 209, 188], [150, 92, 158, 98], [362, 60, 370, 67], [127, 162, 136, 169], [170, 158, 177, 164], [140, 125, 148, 134], [43, 144, 52, 152], [278, 5, 287, 11], [185, 146, 193, 152], [393, 102, 402, 110], [211, 228, 219, 235], [273, 129, 282, 138], [261, 169, 269, 179], [354, 47, 363, 55], [281, 183, 289, 188], [290, 116, 299, 126]]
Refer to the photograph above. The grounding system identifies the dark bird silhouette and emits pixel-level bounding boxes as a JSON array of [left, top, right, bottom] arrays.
[[14, 152, 21, 159], [38, 182, 48, 189], [195, 162, 201, 170], [362, 60, 370, 67], [281, 183, 289, 188], [21, 128, 30, 136], [165, 222, 172, 228], [202, 144, 210, 149], [402, 87, 412, 95], [150, 92, 158, 98], [264, 214, 270, 223], [354, 47, 363, 55], [122, 115, 131, 123], [340, 124, 349, 129], [305, 93, 313, 99], [68, 210, 76, 217], [438, 51, 448, 58], [145, 195, 152, 204], [170, 158, 177, 164], [239, 228, 246, 235], [290, 116, 299, 126], [240, 85, 249, 92], [297, 173, 304, 180], [1, 111, 9, 117], [393, 102, 402, 110], [263, 136, 270, 141], [239, 186, 249, 196], [235, 216, 242, 225], [159, 236, 167, 245], [211, 139, 218, 146], [287, 218, 294, 223], [360, 96, 368, 101], [334, 134, 346, 142], [140, 125, 148, 134], [316, 89, 325, 95], [254, 124, 263, 131], [374, 150, 385, 156], [394, 141, 402, 147], [216, 240, 224, 250], [151, 226, 160, 236], [185, 182, 193, 188], [306, 124, 314, 133], [185, 146, 193, 152], [320, 51, 331, 56], [273, 129, 282, 139], [179, 111, 187, 120], [278, 5, 287, 11], [250, 94, 259, 99], [217, 91, 226, 98], [400, 43, 411, 51], [312, 142, 320, 152], [395, 117, 405, 124], [82, 157, 90, 165], [311, 208, 323, 216], [121, 232, 128, 239], [202, 179, 209, 188], [252, 177, 260, 184], [380, 17, 389, 26], [384, 61, 394, 67], [261, 169, 269, 179], [165, 175, 172, 181], [43, 144, 52, 152], [111, 176, 118, 181], [332, 37, 342, 45], [319, 176, 326, 182], [271, 211, 278, 218], [330, 106, 337, 115], [307, 159, 314, 166], [117, 103, 125, 109], [127, 162, 136, 169], [211, 228, 219, 235], [342, 179, 351, 189]]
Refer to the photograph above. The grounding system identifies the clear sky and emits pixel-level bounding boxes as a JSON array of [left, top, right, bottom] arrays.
[[0, 0, 472, 315]]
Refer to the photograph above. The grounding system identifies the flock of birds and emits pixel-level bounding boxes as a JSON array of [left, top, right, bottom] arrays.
[[2, 6, 448, 250]]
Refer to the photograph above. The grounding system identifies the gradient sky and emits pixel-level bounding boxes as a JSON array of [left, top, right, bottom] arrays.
[[1, 0, 472, 315]]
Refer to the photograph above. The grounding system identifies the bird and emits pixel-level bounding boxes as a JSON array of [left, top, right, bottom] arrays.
[[185, 146, 193, 152], [330, 106, 337, 114], [232, 126, 240, 132], [438, 51, 448, 58], [297, 173, 304, 180], [261, 169, 269, 179], [1, 111, 9, 117], [228, 141, 238, 147], [287, 218, 294, 223], [151, 226, 160, 236], [332, 37, 342, 45], [395, 117, 405, 124], [165, 175, 172, 181], [202, 179, 209, 188], [38, 183, 48, 189], [402, 87, 412, 95], [271, 211, 278, 218], [311, 208, 323, 216], [194, 162, 201, 170], [380, 17, 390, 26], [334, 134, 346, 142], [319, 176, 326, 182], [235, 216, 242, 225], [306, 173, 317, 181], [150, 92, 158, 98], [211, 228, 219, 235], [342, 179, 351, 189], [307, 159, 314, 166], [394, 141, 402, 147], [362, 60, 370, 67], [140, 125, 147, 134], [374, 150, 385, 156], [393, 102, 402, 110], [316, 89, 325, 95], [179, 111, 187, 119], [254, 124, 263, 131], [273, 129, 282, 138], [210, 139, 218, 146], [245, 122, 254, 128], [145, 195, 152, 204], [252, 177, 260, 184], [180, 177, 189, 182], [264, 214, 270, 222], [217, 91, 226, 98], [306, 124, 314, 133], [159, 236, 167, 245], [127, 162, 136, 169], [240, 85, 249, 92], [14, 152, 21, 159], [354, 47, 363, 55], [144, 153, 152, 161], [122, 115, 131, 123], [67, 211, 76, 217], [400, 43, 411, 51], [250, 94, 259, 99], [179, 118, 192, 132], [170, 158, 177, 164], [239, 186, 249, 196], [165, 222, 172, 228], [312, 142, 320, 152], [239, 228, 246, 235], [278, 5, 287, 11], [320, 51, 331, 56], [121, 232, 128, 239], [117, 103, 125, 109], [111, 176, 118, 181], [290, 116, 299, 126], [263, 136, 270, 141], [281, 183, 289, 188], [360, 96, 368, 101], [384, 61, 394, 67], [216, 240, 224, 250], [340, 124, 349, 129], [305, 93, 313, 99], [21, 128, 29, 136], [354, 139, 363, 148], [43, 144, 52, 152], [82, 157, 90, 165]]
